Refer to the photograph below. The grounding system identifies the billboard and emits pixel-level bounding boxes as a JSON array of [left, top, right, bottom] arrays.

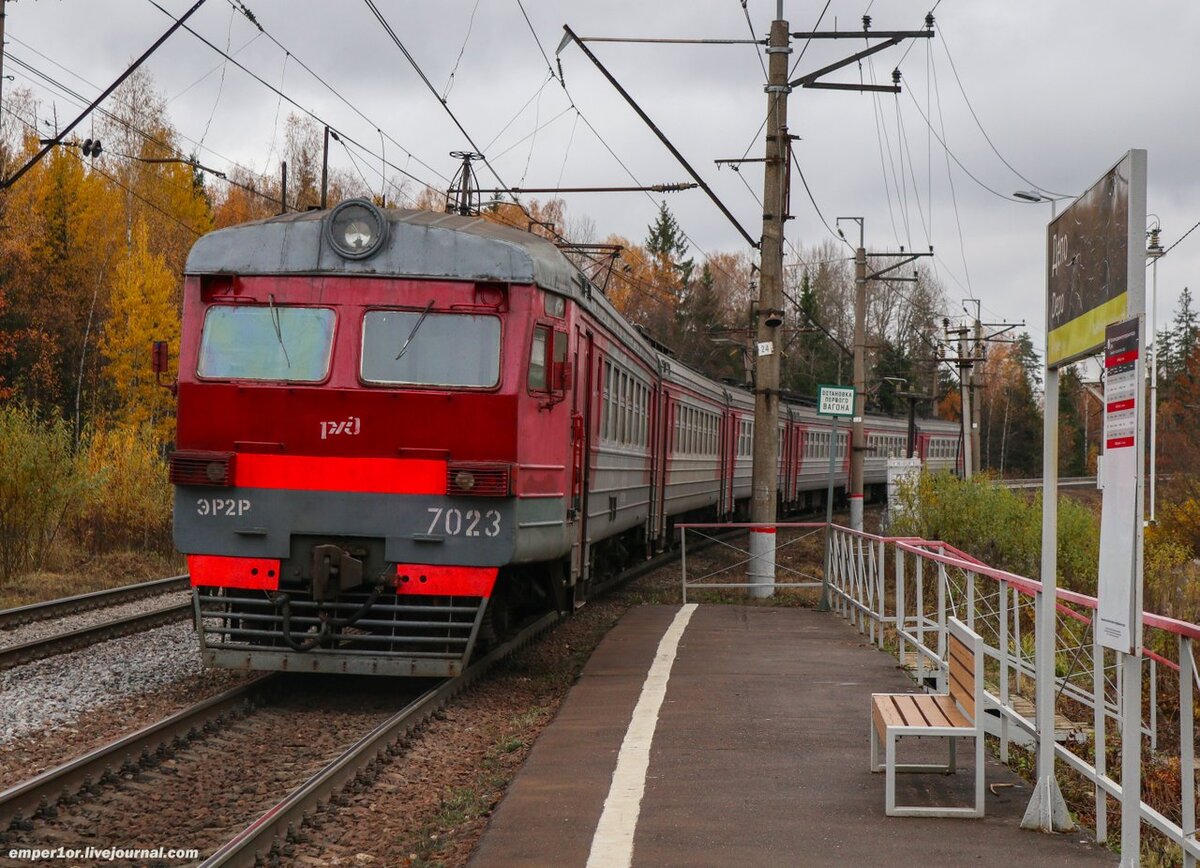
[[1046, 150, 1146, 368]]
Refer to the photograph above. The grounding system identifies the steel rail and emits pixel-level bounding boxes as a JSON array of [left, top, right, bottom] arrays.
[[0, 602, 193, 671], [202, 538, 732, 866], [0, 675, 276, 832], [199, 610, 560, 867], [0, 575, 189, 629]]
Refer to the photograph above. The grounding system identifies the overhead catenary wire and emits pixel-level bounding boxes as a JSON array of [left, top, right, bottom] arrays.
[[226, 0, 450, 185], [938, 26, 1071, 199], [2, 103, 205, 237], [929, 47, 974, 298], [145, 0, 443, 193], [6, 52, 284, 209]]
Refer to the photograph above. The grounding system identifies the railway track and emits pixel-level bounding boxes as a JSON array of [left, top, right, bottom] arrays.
[[0, 675, 275, 832], [0, 542, 705, 863], [0, 575, 189, 630], [199, 611, 559, 867], [0, 609, 558, 863], [0, 600, 193, 671]]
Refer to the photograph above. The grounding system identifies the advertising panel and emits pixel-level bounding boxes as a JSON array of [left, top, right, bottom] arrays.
[[1046, 150, 1146, 367]]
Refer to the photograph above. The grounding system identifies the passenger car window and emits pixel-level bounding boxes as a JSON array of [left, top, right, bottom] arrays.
[[198, 305, 335, 382], [528, 326, 549, 390], [361, 310, 501, 387]]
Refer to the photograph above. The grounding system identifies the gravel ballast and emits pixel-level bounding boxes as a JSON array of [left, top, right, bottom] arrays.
[[0, 590, 192, 651], [0, 621, 206, 744]]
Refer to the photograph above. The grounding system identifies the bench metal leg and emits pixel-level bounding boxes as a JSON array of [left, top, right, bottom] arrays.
[[948, 735, 956, 774], [885, 731, 897, 815], [974, 728, 985, 817], [882, 731, 986, 818], [870, 720, 881, 772]]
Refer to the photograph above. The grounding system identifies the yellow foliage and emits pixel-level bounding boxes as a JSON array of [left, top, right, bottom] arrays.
[[100, 221, 179, 443], [74, 423, 172, 554]]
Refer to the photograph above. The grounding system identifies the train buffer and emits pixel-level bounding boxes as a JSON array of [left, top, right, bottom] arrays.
[[471, 604, 1112, 866]]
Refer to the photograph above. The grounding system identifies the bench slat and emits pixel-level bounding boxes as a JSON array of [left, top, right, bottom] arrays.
[[915, 695, 952, 727], [935, 694, 971, 728], [949, 668, 975, 720], [893, 693, 931, 727]]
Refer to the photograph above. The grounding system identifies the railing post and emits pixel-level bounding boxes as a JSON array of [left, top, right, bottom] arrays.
[[1149, 657, 1158, 752], [916, 557, 926, 685], [681, 527, 688, 604], [1094, 626, 1106, 844], [877, 538, 886, 649], [1013, 586, 1023, 693], [857, 536, 868, 638], [999, 578, 1010, 764], [937, 562, 947, 691], [966, 571, 976, 631], [896, 547, 906, 669], [1181, 636, 1195, 868]]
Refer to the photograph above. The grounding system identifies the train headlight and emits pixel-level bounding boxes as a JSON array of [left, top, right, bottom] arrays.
[[454, 470, 476, 491], [326, 198, 388, 260]]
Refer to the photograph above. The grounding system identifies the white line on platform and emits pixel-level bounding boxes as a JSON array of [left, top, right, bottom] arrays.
[[586, 603, 698, 868]]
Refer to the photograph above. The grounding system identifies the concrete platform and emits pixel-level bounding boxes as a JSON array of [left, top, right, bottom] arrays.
[[472, 605, 1114, 867]]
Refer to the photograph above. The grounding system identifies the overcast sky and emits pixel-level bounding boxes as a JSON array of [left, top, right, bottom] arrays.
[[6, 0, 1197, 360]]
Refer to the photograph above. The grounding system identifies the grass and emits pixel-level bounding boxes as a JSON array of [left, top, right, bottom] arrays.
[[0, 548, 184, 610]]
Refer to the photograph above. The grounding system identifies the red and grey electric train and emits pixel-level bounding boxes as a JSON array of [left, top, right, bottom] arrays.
[[171, 199, 959, 676]]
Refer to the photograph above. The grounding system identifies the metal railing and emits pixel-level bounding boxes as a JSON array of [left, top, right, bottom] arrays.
[[678, 522, 826, 603], [825, 523, 1199, 864]]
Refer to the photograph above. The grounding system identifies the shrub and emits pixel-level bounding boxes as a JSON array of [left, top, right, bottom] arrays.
[[0, 404, 93, 584], [891, 471, 1099, 591], [74, 423, 173, 554]]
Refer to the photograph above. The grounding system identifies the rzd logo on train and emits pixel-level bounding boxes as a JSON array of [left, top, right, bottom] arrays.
[[321, 416, 361, 439]]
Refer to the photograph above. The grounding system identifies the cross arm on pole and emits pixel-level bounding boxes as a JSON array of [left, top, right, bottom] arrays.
[[559, 24, 758, 248], [866, 251, 932, 281], [789, 37, 902, 88]]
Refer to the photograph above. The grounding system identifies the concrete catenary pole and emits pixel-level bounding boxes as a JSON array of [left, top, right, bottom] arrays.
[[972, 318, 983, 474], [0, 0, 7, 127], [748, 14, 790, 597], [849, 237, 866, 531], [959, 326, 973, 479]]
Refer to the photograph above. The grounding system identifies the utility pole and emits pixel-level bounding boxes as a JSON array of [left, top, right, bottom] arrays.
[[843, 222, 931, 528], [850, 225, 867, 531], [972, 316, 983, 475], [958, 326, 974, 477], [748, 12, 789, 598], [0, 0, 7, 125]]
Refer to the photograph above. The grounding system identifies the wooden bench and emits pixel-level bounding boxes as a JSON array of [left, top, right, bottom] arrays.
[[870, 616, 985, 817]]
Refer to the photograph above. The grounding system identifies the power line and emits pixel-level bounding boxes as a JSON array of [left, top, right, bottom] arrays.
[[225, 0, 449, 185], [361, 0, 512, 199], [929, 48, 974, 298], [144, 0, 442, 193], [1, 104, 205, 237], [938, 26, 1071, 199], [6, 52, 282, 209]]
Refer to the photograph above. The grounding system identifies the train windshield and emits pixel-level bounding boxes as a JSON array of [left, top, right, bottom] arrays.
[[361, 310, 501, 387], [198, 305, 335, 381]]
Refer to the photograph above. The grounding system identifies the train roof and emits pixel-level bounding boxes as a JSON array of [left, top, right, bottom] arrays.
[[185, 207, 582, 297]]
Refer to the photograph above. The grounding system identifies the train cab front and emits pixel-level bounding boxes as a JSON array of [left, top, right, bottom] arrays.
[[173, 201, 531, 677]]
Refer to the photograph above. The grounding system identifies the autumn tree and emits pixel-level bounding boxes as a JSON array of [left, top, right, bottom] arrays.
[[100, 220, 178, 442], [977, 334, 1042, 476]]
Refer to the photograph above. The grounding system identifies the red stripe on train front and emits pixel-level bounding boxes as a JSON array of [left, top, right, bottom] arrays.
[[393, 565, 498, 598], [235, 454, 446, 495], [189, 554, 281, 590]]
